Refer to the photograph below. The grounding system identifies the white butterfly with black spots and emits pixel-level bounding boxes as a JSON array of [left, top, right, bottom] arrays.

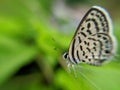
[[63, 6, 117, 66]]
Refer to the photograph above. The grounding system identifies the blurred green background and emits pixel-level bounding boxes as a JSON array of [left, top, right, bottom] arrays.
[[0, 0, 120, 90]]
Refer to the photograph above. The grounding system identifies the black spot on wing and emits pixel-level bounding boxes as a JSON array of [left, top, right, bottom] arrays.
[[88, 59, 91, 61], [76, 50, 80, 61], [104, 50, 110, 54], [98, 35, 101, 37], [87, 29, 92, 35], [87, 23, 91, 28], [91, 13, 94, 16], [78, 36, 82, 43], [83, 51, 85, 56], [99, 18, 102, 21], [88, 37, 96, 41], [82, 60, 85, 62], [96, 14, 100, 18], [87, 42, 90, 46], [91, 52, 94, 58], [93, 42, 97, 46], [103, 37, 107, 40], [80, 45, 83, 51], [84, 41, 90, 46], [93, 47, 96, 51], [81, 27, 85, 30], [86, 47, 91, 52], [81, 32, 87, 37], [85, 55, 88, 58], [101, 22, 104, 26], [84, 41, 87, 44]]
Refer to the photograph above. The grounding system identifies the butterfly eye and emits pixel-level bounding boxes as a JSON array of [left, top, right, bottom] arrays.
[[63, 52, 69, 60]]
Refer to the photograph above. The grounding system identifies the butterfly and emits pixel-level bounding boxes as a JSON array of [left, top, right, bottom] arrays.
[[63, 6, 117, 66]]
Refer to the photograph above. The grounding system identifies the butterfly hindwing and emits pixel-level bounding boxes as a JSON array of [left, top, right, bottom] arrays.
[[78, 33, 113, 65]]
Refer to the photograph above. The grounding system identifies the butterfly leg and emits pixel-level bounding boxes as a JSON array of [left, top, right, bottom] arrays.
[[72, 64, 78, 78]]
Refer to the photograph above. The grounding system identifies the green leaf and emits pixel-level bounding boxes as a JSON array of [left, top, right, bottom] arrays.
[[0, 35, 38, 85]]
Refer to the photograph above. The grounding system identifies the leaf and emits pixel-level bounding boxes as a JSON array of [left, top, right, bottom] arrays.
[[0, 35, 38, 85]]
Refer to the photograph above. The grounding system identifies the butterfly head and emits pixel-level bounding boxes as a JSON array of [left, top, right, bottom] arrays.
[[63, 52, 69, 60]]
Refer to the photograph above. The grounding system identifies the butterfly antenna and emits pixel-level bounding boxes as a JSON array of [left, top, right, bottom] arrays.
[[51, 37, 58, 51], [52, 37, 64, 51], [51, 37, 64, 52]]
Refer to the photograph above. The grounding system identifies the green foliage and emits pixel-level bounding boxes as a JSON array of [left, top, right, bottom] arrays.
[[0, 0, 120, 90]]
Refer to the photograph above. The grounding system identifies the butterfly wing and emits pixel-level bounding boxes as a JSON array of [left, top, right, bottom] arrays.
[[68, 6, 116, 65]]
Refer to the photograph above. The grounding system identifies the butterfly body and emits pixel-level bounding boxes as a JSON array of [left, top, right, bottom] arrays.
[[63, 6, 117, 66]]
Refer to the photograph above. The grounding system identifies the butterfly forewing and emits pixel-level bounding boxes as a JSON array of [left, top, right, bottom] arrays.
[[68, 6, 116, 65]]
